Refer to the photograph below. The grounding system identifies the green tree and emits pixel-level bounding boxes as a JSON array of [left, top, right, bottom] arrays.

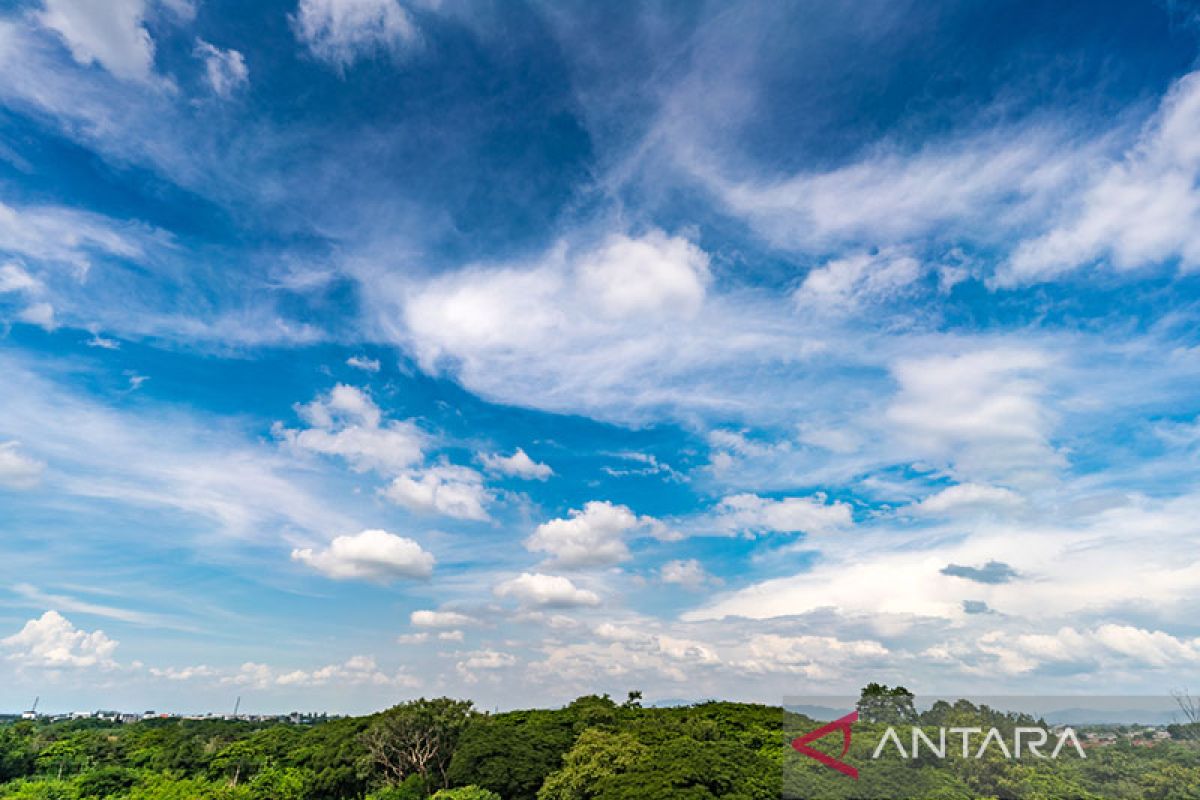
[[363, 699, 475, 791], [432, 787, 502, 800], [447, 710, 577, 800], [537, 729, 646, 800], [856, 684, 917, 725], [73, 766, 137, 798]]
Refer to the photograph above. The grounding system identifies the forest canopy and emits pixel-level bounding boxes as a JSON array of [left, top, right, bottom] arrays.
[[0, 687, 1197, 800]]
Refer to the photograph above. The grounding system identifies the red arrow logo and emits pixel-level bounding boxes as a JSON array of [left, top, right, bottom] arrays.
[[791, 710, 859, 779]]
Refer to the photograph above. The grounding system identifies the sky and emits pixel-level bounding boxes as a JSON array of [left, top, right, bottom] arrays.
[[2, 0, 1200, 715]]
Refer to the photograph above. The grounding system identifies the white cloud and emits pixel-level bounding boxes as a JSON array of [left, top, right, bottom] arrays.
[[456, 649, 516, 671], [886, 348, 1062, 483], [346, 354, 381, 372], [275, 655, 416, 687], [575, 231, 710, 318], [277, 384, 426, 473], [212, 655, 417, 688], [967, 625, 1200, 675], [0, 354, 364, 548], [455, 649, 516, 682], [388, 229, 809, 423], [0, 199, 149, 273], [702, 128, 1075, 252], [0, 441, 44, 489], [530, 622, 720, 685], [17, 302, 56, 330], [713, 493, 851, 535], [291, 528, 434, 581], [298, 382, 381, 428], [687, 491, 1200, 625], [292, 0, 419, 69], [910, 483, 1025, 517], [281, 386, 488, 522], [396, 632, 428, 644], [736, 633, 888, 678], [0, 262, 41, 294], [794, 249, 922, 310], [158, 0, 196, 22], [659, 559, 713, 589], [404, 232, 711, 363], [223, 662, 274, 688], [194, 39, 248, 97], [796, 423, 862, 455], [480, 448, 552, 480], [494, 572, 600, 608], [1003, 70, 1200, 285], [382, 464, 489, 521], [35, 0, 156, 81], [150, 664, 217, 681], [525, 500, 650, 568], [86, 331, 120, 349], [410, 609, 474, 628], [2, 610, 118, 669]]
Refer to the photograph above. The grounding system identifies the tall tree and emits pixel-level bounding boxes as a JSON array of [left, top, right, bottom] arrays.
[[363, 699, 475, 791]]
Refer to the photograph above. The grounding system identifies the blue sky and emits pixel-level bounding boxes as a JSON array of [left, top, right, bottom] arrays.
[[2, 0, 1200, 714]]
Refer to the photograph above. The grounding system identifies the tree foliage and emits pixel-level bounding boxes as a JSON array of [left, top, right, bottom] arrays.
[[362, 699, 474, 791], [0, 688, 1195, 799]]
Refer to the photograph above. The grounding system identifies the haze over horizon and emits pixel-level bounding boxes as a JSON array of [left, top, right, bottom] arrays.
[[3, 0, 1200, 715]]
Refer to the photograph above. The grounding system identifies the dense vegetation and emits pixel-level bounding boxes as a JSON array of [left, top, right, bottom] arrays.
[[0, 687, 1195, 799]]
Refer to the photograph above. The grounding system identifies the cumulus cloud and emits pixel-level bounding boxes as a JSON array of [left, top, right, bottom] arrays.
[[455, 649, 516, 682], [575, 231, 710, 317], [687, 491, 1200, 625], [404, 232, 711, 364], [410, 609, 474, 628], [277, 384, 426, 473], [456, 649, 516, 670], [0, 441, 45, 489], [529, 621, 720, 685], [958, 625, 1200, 675], [525, 500, 654, 568], [480, 448, 553, 480], [2, 611, 118, 669], [275, 654, 416, 687], [194, 39, 248, 97], [150, 664, 217, 681], [382, 464, 489, 521], [659, 559, 714, 589], [213, 655, 417, 688], [494, 572, 600, 608], [292, 0, 419, 69], [736, 633, 888, 678], [713, 493, 852, 536], [291, 528, 434, 581], [388, 229, 805, 423], [280, 386, 491, 521], [35, 0, 156, 81], [1003, 70, 1200, 285]]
